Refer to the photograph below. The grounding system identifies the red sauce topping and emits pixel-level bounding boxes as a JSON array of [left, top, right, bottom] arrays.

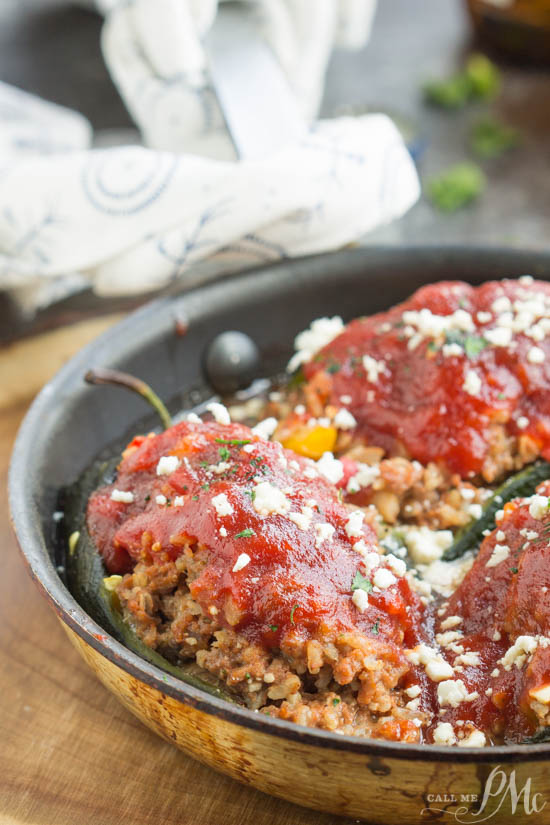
[[303, 280, 550, 479], [87, 420, 427, 652]]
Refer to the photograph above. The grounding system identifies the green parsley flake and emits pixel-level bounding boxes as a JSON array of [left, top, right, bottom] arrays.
[[428, 163, 486, 213], [215, 438, 251, 447], [270, 625, 278, 632], [471, 116, 520, 159], [372, 620, 380, 635], [351, 571, 373, 594], [290, 604, 299, 625], [235, 528, 255, 538], [218, 447, 231, 461], [332, 697, 341, 706], [464, 335, 488, 359]]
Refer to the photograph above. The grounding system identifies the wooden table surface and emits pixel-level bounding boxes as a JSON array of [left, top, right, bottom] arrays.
[[0, 328, 357, 825]]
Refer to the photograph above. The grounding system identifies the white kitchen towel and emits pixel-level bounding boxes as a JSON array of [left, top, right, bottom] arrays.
[[0, 0, 420, 312]]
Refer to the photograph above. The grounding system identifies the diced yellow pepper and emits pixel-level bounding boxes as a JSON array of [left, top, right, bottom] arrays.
[[282, 425, 337, 460]]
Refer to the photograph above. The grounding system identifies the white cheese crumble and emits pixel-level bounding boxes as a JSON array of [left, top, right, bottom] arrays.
[[484, 326, 512, 347], [517, 416, 529, 430], [458, 729, 486, 748], [405, 684, 421, 699], [345, 511, 364, 538], [287, 316, 344, 373], [155, 494, 167, 505], [442, 343, 463, 358], [156, 455, 180, 476], [174, 496, 184, 506], [233, 553, 251, 573], [527, 346, 545, 364], [352, 588, 369, 613], [333, 408, 357, 430], [373, 567, 397, 590], [314, 522, 336, 548], [463, 369, 482, 397], [253, 482, 290, 517], [528, 495, 549, 520], [455, 651, 481, 667], [404, 527, 453, 564], [407, 644, 454, 682], [362, 355, 387, 383], [486, 543, 510, 568], [346, 462, 380, 494], [111, 489, 134, 503], [316, 452, 344, 485], [251, 417, 278, 440], [441, 616, 462, 630], [433, 722, 456, 746], [499, 635, 542, 670], [212, 492, 234, 517], [206, 402, 231, 425], [287, 507, 314, 531], [437, 679, 478, 707], [219, 526, 228, 537], [186, 412, 202, 424], [385, 553, 407, 578]]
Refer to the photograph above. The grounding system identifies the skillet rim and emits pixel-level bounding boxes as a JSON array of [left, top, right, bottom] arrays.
[[10, 244, 550, 763]]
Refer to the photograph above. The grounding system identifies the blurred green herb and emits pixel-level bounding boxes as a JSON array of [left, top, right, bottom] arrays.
[[428, 163, 486, 212], [424, 53, 500, 109], [471, 116, 520, 158]]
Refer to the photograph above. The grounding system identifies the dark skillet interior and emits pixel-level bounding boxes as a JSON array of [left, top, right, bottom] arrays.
[[10, 246, 550, 762]]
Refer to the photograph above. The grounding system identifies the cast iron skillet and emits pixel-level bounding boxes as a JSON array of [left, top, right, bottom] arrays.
[[9, 247, 550, 823]]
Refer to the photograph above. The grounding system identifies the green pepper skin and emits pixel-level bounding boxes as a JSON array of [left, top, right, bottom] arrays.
[[443, 461, 550, 562]]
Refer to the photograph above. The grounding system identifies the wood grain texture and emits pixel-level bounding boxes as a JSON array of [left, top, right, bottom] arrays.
[[0, 402, 355, 825]]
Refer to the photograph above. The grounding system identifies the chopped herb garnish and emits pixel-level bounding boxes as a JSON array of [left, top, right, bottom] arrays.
[[471, 116, 520, 159], [235, 528, 255, 538], [244, 489, 257, 501], [351, 571, 373, 594], [332, 697, 341, 706], [215, 438, 251, 447], [270, 625, 278, 632], [326, 361, 341, 374], [144, 494, 150, 502], [372, 621, 380, 634], [200, 460, 209, 468], [428, 163, 486, 213], [201, 483, 210, 491], [510, 567, 519, 574], [245, 673, 251, 680], [192, 495, 199, 501], [290, 604, 299, 625], [464, 335, 488, 359], [427, 341, 439, 354], [218, 447, 231, 461]]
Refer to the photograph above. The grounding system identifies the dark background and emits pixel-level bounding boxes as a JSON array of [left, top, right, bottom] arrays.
[[1, 0, 550, 249]]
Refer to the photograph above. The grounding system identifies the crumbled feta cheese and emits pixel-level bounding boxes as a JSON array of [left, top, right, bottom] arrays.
[[385, 553, 407, 578], [499, 635, 540, 670], [458, 729, 486, 748], [242, 444, 255, 454], [340, 395, 352, 405], [111, 489, 134, 503], [441, 616, 462, 630], [486, 543, 510, 568], [352, 588, 369, 613], [437, 679, 476, 708], [373, 567, 397, 589], [442, 343, 463, 357], [436, 631, 463, 647], [253, 482, 290, 517], [345, 511, 364, 538], [156, 455, 180, 476], [155, 495, 167, 505], [404, 527, 453, 564], [426, 660, 455, 682], [211, 461, 232, 474], [460, 488, 476, 501], [316, 452, 344, 485], [477, 311, 492, 323], [529, 684, 550, 704], [287, 316, 344, 372], [495, 509, 505, 522], [463, 369, 482, 397], [455, 651, 481, 667], [346, 462, 380, 494], [333, 408, 357, 430], [492, 295, 512, 314], [468, 503, 483, 520], [528, 495, 549, 520], [219, 526, 228, 537], [362, 355, 387, 383], [287, 507, 313, 531], [186, 412, 202, 424], [252, 417, 278, 440], [314, 522, 336, 548], [517, 416, 529, 430], [484, 327, 512, 347], [527, 346, 545, 365], [496, 530, 506, 541], [362, 551, 382, 572], [233, 553, 251, 573], [174, 496, 184, 507], [433, 722, 457, 746], [212, 492, 234, 517], [405, 685, 422, 699], [206, 402, 231, 425]]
